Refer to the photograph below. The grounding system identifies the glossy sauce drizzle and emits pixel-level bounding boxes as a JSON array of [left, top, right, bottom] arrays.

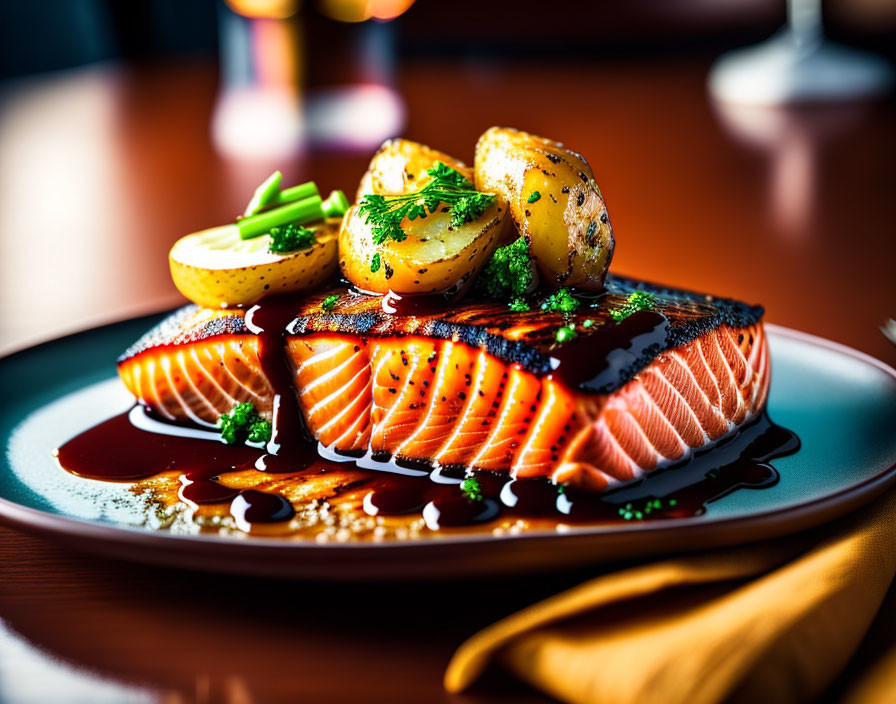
[[55, 297, 798, 535], [381, 289, 449, 316], [57, 412, 301, 527], [244, 295, 318, 474], [549, 309, 669, 393], [56, 407, 798, 533], [359, 411, 798, 527]]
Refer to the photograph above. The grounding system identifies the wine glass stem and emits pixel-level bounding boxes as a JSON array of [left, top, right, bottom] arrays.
[[788, 0, 823, 48]]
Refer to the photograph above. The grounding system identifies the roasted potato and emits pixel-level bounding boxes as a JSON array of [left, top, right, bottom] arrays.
[[339, 139, 511, 295], [474, 127, 614, 290], [170, 219, 340, 308]]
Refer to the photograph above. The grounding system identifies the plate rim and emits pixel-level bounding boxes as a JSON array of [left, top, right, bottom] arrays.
[[1, 319, 895, 559]]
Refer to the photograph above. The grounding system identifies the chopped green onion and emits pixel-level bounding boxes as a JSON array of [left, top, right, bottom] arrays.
[[264, 181, 319, 211], [245, 174, 322, 218], [243, 171, 283, 217], [238, 195, 323, 240], [238, 188, 349, 241], [241, 165, 348, 227], [322, 189, 350, 218]]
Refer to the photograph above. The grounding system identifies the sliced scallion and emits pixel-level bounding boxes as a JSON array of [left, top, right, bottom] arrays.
[[237, 189, 350, 240], [322, 189, 349, 218], [238, 195, 323, 240], [271, 182, 320, 208], [244, 175, 321, 217], [243, 171, 283, 217]]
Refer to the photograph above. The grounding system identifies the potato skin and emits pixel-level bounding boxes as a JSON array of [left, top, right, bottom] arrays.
[[354, 139, 469, 201], [170, 219, 339, 308], [474, 127, 614, 290], [339, 139, 511, 295]]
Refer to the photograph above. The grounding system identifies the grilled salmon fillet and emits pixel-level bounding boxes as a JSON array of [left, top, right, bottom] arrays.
[[118, 276, 768, 491]]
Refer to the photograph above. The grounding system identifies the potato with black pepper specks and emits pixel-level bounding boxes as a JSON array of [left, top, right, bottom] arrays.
[[474, 127, 614, 290], [339, 139, 511, 295], [169, 219, 340, 308]]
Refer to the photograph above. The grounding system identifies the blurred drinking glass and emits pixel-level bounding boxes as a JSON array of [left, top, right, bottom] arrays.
[[213, 0, 408, 162], [709, 0, 893, 105]]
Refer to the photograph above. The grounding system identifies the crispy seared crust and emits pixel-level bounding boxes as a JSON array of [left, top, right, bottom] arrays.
[[119, 274, 762, 395]]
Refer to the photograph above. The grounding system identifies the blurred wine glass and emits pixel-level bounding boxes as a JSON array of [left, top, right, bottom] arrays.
[[212, 0, 408, 162], [709, 0, 893, 105]]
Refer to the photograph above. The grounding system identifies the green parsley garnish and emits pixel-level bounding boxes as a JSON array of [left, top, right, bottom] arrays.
[[610, 290, 656, 322], [460, 477, 484, 502], [583, 319, 594, 328], [509, 297, 531, 312], [539, 289, 581, 342], [358, 162, 496, 248], [268, 223, 315, 254], [321, 294, 339, 311], [452, 192, 496, 225], [555, 325, 577, 343], [219, 402, 272, 446], [478, 237, 533, 301], [540, 288, 580, 313], [370, 252, 381, 273], [617, 497, 678, 521], [527, 191, 541, 203]]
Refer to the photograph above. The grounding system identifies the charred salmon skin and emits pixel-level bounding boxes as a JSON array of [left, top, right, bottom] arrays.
[[117, 275, 768, 491]]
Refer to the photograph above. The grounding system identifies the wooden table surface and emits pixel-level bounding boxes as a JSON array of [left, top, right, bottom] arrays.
[[0, 56, 894, 703]]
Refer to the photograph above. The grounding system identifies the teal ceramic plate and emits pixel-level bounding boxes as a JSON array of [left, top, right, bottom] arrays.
[[1, 315, 895, 580]]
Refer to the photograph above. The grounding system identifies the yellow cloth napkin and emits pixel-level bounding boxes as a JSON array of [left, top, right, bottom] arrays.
[[846, 648, 896, 704], [445, 489, 896, 704]]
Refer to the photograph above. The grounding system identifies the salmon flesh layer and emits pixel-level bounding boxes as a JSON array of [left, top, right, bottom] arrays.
[[118, 276, 769, 491]]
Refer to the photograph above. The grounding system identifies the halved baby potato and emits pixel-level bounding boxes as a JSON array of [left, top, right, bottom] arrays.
[[170, 218, 340, 308], [474, 127, 614, 290], [339, 139, 512, 295]]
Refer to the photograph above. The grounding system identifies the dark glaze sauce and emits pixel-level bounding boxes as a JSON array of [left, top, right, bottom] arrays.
[[230, 490, 296, 527], [56, 413, 260, 481], [364, 411, 798, 526], [179, 472, 241, 506], [549, 309, 669, 394], [244, 295, 319, 474], [56, 414, 296, 527], [56, 408, 798, 533], [56, 295, 799, 534], [381, 289, 449, 316]]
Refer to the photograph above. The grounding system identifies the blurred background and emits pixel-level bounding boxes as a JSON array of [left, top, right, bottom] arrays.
[[0, 0, 894, 364]]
